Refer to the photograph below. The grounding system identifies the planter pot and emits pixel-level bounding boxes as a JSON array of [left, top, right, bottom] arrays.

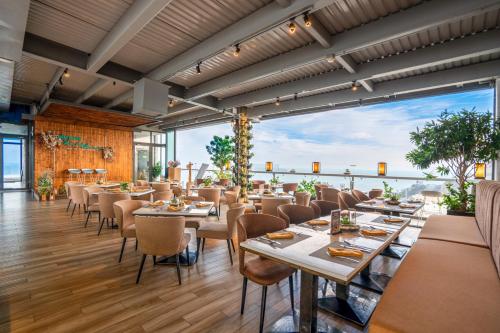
[[447, 209, 475, 217], [218, 179, 230, 187], [40, 193, 47, 201], [167, 167, 181, 182]]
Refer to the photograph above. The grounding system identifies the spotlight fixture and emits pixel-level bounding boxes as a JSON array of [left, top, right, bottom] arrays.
[[288, 22, 296, 34], [275, 97, 280, 106], [303, 13, 312, 27], [233, 44, 240, 57], [294, 93, 298, 101], [63, 68, 70, 78], [196, 62, 201, 74], [326, 55, 336, 63], [351, 81, 358, 92], [168, 99, 175, 107]]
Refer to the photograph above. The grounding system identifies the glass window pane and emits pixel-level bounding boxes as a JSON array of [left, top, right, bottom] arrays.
[[134, 145, 150, 180], [134, 131, 150, 144], [152, 146, 166, 178], [167, 130, 175, 162], [152, 132, 166, 144]]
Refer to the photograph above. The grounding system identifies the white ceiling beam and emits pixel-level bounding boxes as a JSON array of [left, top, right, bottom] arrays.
[[146, 0, 333, 82], [87, 0, 173, 72], [247, 59, 500, 118], [359, 79, 373, 92], [335, 55, 357, 73], [217, 29, 500, 109], [296, 13, 331, 48], [74, 79, 110, 104], [186, 0, 500, 101]]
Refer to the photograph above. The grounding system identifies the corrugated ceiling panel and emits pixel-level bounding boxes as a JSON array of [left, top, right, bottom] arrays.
[[94, 82, 132, 101], [51, 70, 97, 101], [11, 55, 58, 103]]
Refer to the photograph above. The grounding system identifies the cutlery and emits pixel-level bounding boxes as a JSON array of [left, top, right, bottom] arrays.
[[367, 226, 394, 234], [327, 252, 360, 263], [256, 237, 281, 247], [262, 237, 282, 245], [344, 240, 374, 252], [339, 243, 372, 253]]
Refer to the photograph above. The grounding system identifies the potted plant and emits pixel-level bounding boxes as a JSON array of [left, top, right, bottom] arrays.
[[37, 170, 53, 201], [270, 175, 281, 190], [167, 160, 181, 181], [407, 109, 500, 215], [297, 179, 317, 199], [206, 135, 234, 186], [120, 182, 129, 192], [213, 170, 231, 186], [150, 162, 162, 181], [203, 176, 213, 187], [382, 181, 401, 205]]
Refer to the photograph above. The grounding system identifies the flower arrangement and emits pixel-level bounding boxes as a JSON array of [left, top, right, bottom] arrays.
[[37, 170, 54, 200], [168, 160, 181, 168], [40, 131, 62, 150], [102, 146, 114, 160]]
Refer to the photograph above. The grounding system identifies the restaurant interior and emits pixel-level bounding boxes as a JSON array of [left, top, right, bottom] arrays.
[[1, 0, 500, 332]]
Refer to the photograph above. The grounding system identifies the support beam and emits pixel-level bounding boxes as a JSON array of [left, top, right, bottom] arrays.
[[217, 29, 500, 109], [335, 55, 357, 74], [104, 90, 133, 109], [40, 67, 65, 106], [160, 112, 232, 130], [296, 13, 331, 48], [186, 0, 500, 100], [359, 79, 374, 92], [87, 0, 173, 72], [247, 59, 500, 118], [74, 79, 110, 104]]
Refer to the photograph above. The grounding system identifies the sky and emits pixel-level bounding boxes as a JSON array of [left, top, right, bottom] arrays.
[[176, 89, 494, 176]]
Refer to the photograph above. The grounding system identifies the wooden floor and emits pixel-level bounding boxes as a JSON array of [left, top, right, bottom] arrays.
[[0, 192, 420, 333]]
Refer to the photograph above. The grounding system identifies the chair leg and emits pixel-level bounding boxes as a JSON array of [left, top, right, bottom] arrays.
[[196, 237, 201, 262], [226, 239, 233, 265], [259, 286, 268, 333], [118, 238, 127, 263], [71, 203, 77, 217], [288, 275, 294, 311], [230, 239, 236, 253], [136, 254, 147, 284], [175, 254, 182, 285], [97, 218, 105, 236], [202, 238, 206, 252], [66, 199, 72, 212], [153, 256, 156, 265], [241, 277, 248, 314], [186, 245, 190, 265], [322, 278, 329, 297], [135, 238, 138, 251], [84, 212, 91, 227]]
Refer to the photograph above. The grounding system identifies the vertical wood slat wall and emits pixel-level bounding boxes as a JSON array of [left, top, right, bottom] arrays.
[[34, 118, 133, 191]]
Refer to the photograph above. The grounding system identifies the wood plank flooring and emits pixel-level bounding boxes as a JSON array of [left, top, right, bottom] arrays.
[[0, 192, 420, 332]]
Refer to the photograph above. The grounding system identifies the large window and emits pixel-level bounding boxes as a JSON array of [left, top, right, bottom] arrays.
[[133, 131, 168, 181]]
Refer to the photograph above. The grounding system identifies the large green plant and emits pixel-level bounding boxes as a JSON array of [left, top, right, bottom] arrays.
[[37, 170, 53, 196], [150, 162, 162, 179], [406, 109, 500, 211], [297, 179, 317, 198], [206, 135, 234, 172]]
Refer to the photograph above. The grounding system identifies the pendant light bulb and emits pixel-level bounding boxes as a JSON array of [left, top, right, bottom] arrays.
[[303, 13, 312, 27], [351, 81, 358, 92], [233, 44, 240, 57], [63, 68, 70, 78], [275, 97, 280, 106], [288, 22, 296, 34]]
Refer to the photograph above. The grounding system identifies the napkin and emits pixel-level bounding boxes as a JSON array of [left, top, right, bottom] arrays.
[[327, 247, 363, 258], [364, 200, 376, 204], [150, 200, 164, 207], [399, 203, 416, 208], [167, 206, 183, 212], [266, 231, 294, 239], [195, 202, 211, 208], [307, 219, 329, 226], [384, 217, 403, 223], [361, 229, 387, 236]]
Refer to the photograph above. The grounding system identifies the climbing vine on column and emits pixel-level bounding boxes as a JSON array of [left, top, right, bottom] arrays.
[[232, 112, 253, 202]]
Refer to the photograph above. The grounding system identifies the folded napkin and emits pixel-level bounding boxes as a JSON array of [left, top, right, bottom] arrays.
[[195, 202, 211, 208], [399, 203, 416, 208], [361, 229, 387, 236], [364, 200, 376, 204], [266, 231, 294, 240], [150, 200, 164, 207], [327, 247, 363, 258], [184, 199, 192, 205], [167, 206, 183, 212], [307, 219, 329, 226], [384, 217, 403, 223]]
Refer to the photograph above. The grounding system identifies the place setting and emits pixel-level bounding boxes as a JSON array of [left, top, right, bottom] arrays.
[[253, 229, 312, 249]]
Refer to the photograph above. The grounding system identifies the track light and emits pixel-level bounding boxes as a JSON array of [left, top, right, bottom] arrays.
[[196, 62, 201, 74], [326, 55, 335, 63], [288, 22, 296, 34], [351, 81, 358, 92], [275, 97, 280, 106], [303, 13, 312, 27], [233, 44, 240, 57], [294, 93, 298, 101], [63, 68, 70, 78], [168, 99, 175, 107]]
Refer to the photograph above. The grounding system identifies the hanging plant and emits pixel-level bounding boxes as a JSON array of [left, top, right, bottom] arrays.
[[39, 131, 62, 150], [102, 146, 114, 160]]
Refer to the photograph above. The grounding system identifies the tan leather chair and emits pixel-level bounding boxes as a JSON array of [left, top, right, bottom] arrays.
[[151, 182, 170, 192], [261, 197, 293, 217], [153, 190, 173, 201], [369, 189, 383, 199], [198, 188, 222, 218], [113, 200, 148, 262], [310, 200, 339, 217], [352, 189, 370, 201], [321, 187, 340, 203], [97, 192, 131, 235], [185, 195, 205, 202], [136, 180, 149, 187], [83, 186, 103, 227], [135, 216, 190, 284], [314, 184, 328, 200], [196, 204, 245, 265], [338, 192, 360, 210], [237, 213, 295, 333], [294, 192, 311, 206], [277, 204, 315, 226], [68, 184, 86, 217], [282, 183, 298, 194], [65, 181, 80, 212]]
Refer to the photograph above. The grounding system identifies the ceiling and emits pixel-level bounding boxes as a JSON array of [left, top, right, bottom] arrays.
[[5, 0, 500, 130]]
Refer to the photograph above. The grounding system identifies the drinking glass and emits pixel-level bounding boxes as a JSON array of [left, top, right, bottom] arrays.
[[348, 208, 357, 225]]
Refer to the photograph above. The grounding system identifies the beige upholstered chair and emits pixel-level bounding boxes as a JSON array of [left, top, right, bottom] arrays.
[[237, 213, 295, 333], [369, 189, 384, 199], [261, 197, 293, 217], [252, 180, 266, 192], [68, 184, 86, 217], [97, 192, 131, 235], [352, 189, 370, 202], [314, 184, 328, 200], [135, 216, 190, 284], [294, 192, 311, 206], [310, 200, 340, 217], [151, 182, 170, 192], [185, 195, 205, 202], [136, 180, 149, 187], [198, 188, 222, 218], [277, 204, 315, 226], [282, 183, 298, 194], [153, 190, 173, 201], [338, 192, 360, 210], [65, 181, 80, 212], [196, 203, 246, 265], [83, 186, 103, 227], [113, 200, 148, 262], [322, 187, 340, 203]]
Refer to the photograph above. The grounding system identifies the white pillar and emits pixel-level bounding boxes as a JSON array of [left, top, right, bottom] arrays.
[[495, 78, 500, 181]]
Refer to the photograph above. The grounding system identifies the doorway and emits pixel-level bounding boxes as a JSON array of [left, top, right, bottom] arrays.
[[1, 135, 28, 190]]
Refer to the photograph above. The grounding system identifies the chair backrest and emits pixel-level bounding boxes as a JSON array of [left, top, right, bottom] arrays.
[[172, 186, 182, 197], [368, 189, 383, 199], [295, 192, 311, 206], [338, 192, 360, 210], [261, 197, 293, 216], [231, 185, 241, 198], [153, 190, 173, 201], [277, 204, 315, 226], [113, 200, 148, 237], [69, 184, 86, 205], [135, 216, 186, 256], [314, 184, 328, 200], [98, 192, 131, 218], [198, 188, 221, 206], [352, 189, 370, 202], [185, 195, 205, 202], [136, 180, 149, 187], [227, 204, 246, 237], [252, 180, 266, 191], [65, 181, 80, 199], [237, 213, 287, 274], [282, 183, 298, 193], [152, 183, 170, 192], [321, 188, 340, 203], [487, 182, 500, 277], [83, 186, 103, 206], [310, 200, 339, 217], [224, 190, 238, 205]]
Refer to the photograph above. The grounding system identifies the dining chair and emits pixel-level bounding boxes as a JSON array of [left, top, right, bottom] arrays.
[[83, 186, 103, 227], [321, 187, 340, 203], [369, 189, 384, 199], [183, 196, 207, 230], [338, 192, 360, 210], [198, 188, 222, 218], [277, 204, 315, 226], [196, 204, 246, 265], [237, 213, 295, 333], [151, 182, 170, 192], [261, 197, 293, 217], [64, 181, 80, 212], [134, 216, 190, 284], [68, 184, 86, 217], [136, 180, 149, 187], [314, 184, 328, 200], [172, 186, 182, 197], [220, 185, 241, 207], [352, 189, 370, 201], [294, 192, 311, 206], [282, 183, 298, 194], [153, 190, 173, 201], [97, 192, 131, 235], [113, 200, 148, 263], [310, 200, 340, 217], [252, 180, 266, 192]]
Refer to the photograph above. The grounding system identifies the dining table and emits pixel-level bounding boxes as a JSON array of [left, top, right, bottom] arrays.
[[247, 192, 295, 201], [239, 212, 410, 332]]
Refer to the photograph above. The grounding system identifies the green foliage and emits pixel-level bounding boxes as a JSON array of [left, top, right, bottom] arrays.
[[150, 162, 162, 179], [382, 181, 400, 200], [37, 170, 53, 195], [203, 176, 213, 187], [206, 135, 234, 171], [440, 182, 475, 212], [212, 169, 231, 180], [423, 172, 437, 180], [120, 182, 129, 191], [297, 179, 317, 198], [270, 175, 281, 186]]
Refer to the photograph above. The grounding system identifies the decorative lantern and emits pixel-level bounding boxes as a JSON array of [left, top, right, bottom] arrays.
[[378, 162, 387, 176], [225, 161, 231, 170], [474, 162, 486, 179], [312, 162, 321, 174], [265, 161, 273, 172]]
